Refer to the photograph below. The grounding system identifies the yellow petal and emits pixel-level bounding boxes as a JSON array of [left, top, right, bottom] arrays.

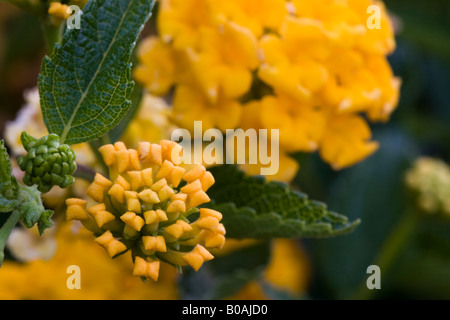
[[319, 115, 379, 170]]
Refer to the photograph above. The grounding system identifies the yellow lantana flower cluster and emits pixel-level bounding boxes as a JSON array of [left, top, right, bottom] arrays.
[[0, 223, 178, 299], [65, 140, 225, 281], [135, 0, 400, 179]]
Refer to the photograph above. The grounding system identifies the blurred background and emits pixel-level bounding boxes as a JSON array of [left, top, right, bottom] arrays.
[[0, 0, 449, 299]]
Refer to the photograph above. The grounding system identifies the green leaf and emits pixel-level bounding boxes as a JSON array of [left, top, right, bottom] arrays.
[[205, 165, 360, 239], [38, 0, 155, 145]]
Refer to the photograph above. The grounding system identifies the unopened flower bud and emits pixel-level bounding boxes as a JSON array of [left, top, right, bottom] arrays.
[[18, 132, 76, 193]]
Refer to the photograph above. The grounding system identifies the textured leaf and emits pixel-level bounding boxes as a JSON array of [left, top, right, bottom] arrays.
[[206, 165, 360, 239], [38, 0, 155, 145]]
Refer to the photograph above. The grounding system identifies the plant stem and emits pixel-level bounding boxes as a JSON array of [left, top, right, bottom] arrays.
[[353, 210, 419, 300], [0, 210, 21, 266], [73, 163, 96, 182]]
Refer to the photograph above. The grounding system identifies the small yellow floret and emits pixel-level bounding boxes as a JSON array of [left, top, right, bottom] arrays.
[[86, 173, 113, 202], [196, 208, 222, 230], [115, 175, 131, 190], [164, 220, 193, 239], [183, 164, 206, 182], [120, 212, 145, 231], [144, 209, 168, 224], [87, 203, 115, 227], [182, 244, 214, 271], [114, 142, 127, 151], [129, 149, 141, 171], [115, 150, 130, 173], [98, 144, 116, 166], [128, 168, 153, 190], [124, 191, 142, 213], [199, 171, 215, 191], [158, 185, 175, 201], [133, 257, 160, 281], [156, 160, 175, 180], [171, 192, 188, 202], [95, 231, 127, 257], [108, 183, 126, 203], [160, 140, 179, 162], [202, 230, 226, 249], [166, 200, 186, 213], [180, 179, 202, 194], [137, 142, 151, 159], [168, 166, 185, 187], [65, 198, 88, 220], [187, 190, 210, 208], [142, 235, 167, 252], [138, 189, 160, 204], [151, 178, 167, 191]]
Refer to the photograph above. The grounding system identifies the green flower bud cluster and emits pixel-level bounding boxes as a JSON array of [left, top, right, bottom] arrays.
[[17, 132, 77, 193]]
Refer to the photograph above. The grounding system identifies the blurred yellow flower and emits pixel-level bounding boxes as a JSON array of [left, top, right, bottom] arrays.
[[218, 0, 287, 37], [0, 222, 178, 300], [319, 114, 379, 170], [135, 0, 400, 180], [133, 38, 180, 96], [172, 85, 243, 132]]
